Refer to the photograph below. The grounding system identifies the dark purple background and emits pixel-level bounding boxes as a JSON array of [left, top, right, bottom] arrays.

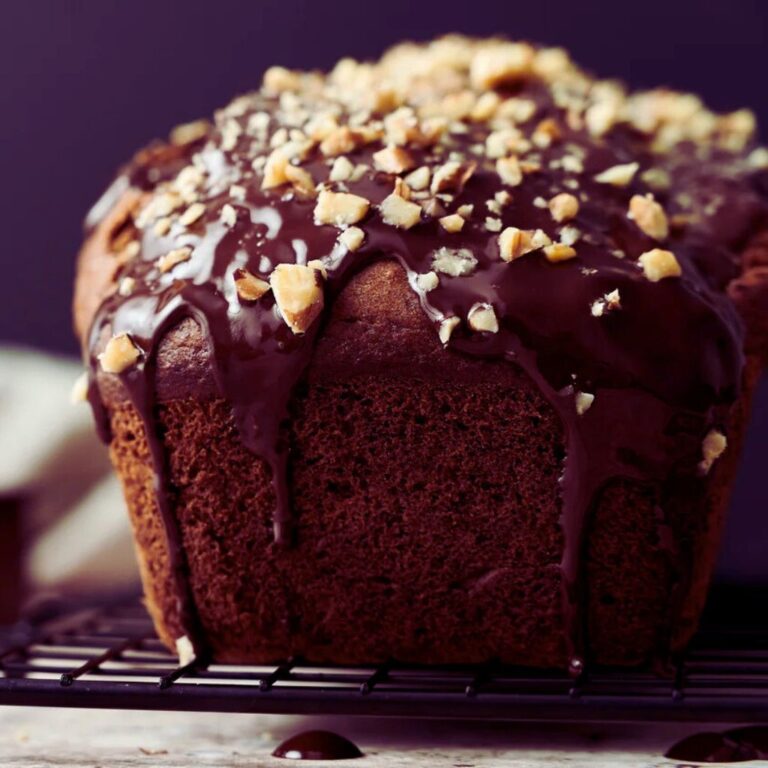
[[1, 0, 765, 581]]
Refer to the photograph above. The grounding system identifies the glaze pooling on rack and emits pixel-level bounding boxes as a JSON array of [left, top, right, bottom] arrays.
[[83, 39, 768, 666]]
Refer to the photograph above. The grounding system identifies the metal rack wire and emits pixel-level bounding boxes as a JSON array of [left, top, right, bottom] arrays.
[[1, 588, 767, 721]]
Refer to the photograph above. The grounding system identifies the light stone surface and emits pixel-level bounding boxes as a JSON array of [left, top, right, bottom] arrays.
[[0, 705, 739, 767]]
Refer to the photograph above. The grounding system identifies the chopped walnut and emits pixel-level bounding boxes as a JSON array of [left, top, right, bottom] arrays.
[[234, 268, 271, 301], [699, 429, 727, 475], [590, 289, 621, 317], [560, 225, 581, 246], [284, 164, 316, 195], [470, 43, 534, 89], [405, 166, 431, 191], [548, 192, 579, 223], [329, 156, 355, 182], [392, 177, 412, 200], [118, 276, 136, 297], [485, 217, 502, 232], [439, 214, 465, 233], [314, 190, 370, 227], [170, 119, 210, 146], [221, 204, 237, 227], [153, 218, 171, 237], [532, 117, 561, 148], [432, 247, 478, 276], [629, 194, 669, 240], [467, 303, 499, 333], [262, 66, 301, 94], [415, 271, 439, 292], [430, 161, 476, 195], [157, 247, 192, 273], [338, 226, 365, 251], [543, 243, 577, 262], [585, 98, 621, 137], [496, 156, 523, 187], [380, 193, 422, 229], [175, 635, 196, 667], [179, 202, 206, 227], [320, 126, 364, 156], [638, 248, 681, 281], [262, 149, 290, 189], [470, 91, 501, 121], [457, 203, 474, 219], [98, 333, 141, 374], [575, 391, 594, 416], [270, 263, 324, 334], [498, 227, 551, 262], [594, 162, 639, 187], [438, 316, 460, 345], [373, 145, 416, 174]]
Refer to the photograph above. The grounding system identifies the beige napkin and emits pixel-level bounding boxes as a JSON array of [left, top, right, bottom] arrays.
[[0, 346, 138, 593]]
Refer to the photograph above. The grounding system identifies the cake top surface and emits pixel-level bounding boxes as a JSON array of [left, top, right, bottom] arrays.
[[87, 35, 767, 405], [80, 36, 768, 666]]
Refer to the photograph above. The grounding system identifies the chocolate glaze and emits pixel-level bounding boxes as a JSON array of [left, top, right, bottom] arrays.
[[272, 730, 363, 760], [82, 43, 768, 666]]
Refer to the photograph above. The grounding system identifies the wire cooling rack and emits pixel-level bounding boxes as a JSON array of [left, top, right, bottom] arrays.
[[0, 587, 767, 722]]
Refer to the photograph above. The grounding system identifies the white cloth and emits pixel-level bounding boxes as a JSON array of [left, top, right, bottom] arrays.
[[0, 346, 138, 592]]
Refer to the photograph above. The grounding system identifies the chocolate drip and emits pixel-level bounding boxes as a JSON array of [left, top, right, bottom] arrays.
[[83, 53, 766, 666], [272, 730, 363, 760]]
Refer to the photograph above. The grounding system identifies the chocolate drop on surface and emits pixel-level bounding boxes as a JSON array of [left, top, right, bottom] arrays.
[[272, 730, 363, 760], [665, 730, 765, 763]]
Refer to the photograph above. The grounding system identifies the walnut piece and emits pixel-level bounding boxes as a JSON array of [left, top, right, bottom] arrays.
[[170, 119, 210, 146], [699, 429, 727, 475], [221, 204, 237, 227], [175, 635, 196, 667], [380, 193, 422, 229], [543, 243, 577, 262], [496, 156, 523, 187], [338, 226, 365, 251], [405, 166, 431, 191], [594, 162, 639, 187], [430, 161, 476, 195], [638, 248, 681, 281], [629, 194, 669, 240], [432, 247, 478, 276], [415, 271, 439, 292], [470, 43, 534, 89], [373, 145, 416, 174], [270, 263, 324, 334], [590, 289, 621, 317], [438, 316, 460, 345], [99, 333, 141, 374], [498, 227, 551, 262], [234, 268, 271, 302], [179, 202, 206, 227], [467, 302, 499, 333], [548, 192, 579, 223], [284, 164, 316, 195], [575, 391, 594, 416], [329, 156, 355, 182], [439, 214, 465, 233], [157, 246, 192, 274], [314, 190, 370, 227]]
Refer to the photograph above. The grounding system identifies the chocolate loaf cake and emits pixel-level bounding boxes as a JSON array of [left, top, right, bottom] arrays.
[[74, 37, 768, 670]]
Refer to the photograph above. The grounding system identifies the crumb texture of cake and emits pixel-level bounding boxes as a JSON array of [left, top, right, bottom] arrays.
[[74, 36, 768, 668]]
